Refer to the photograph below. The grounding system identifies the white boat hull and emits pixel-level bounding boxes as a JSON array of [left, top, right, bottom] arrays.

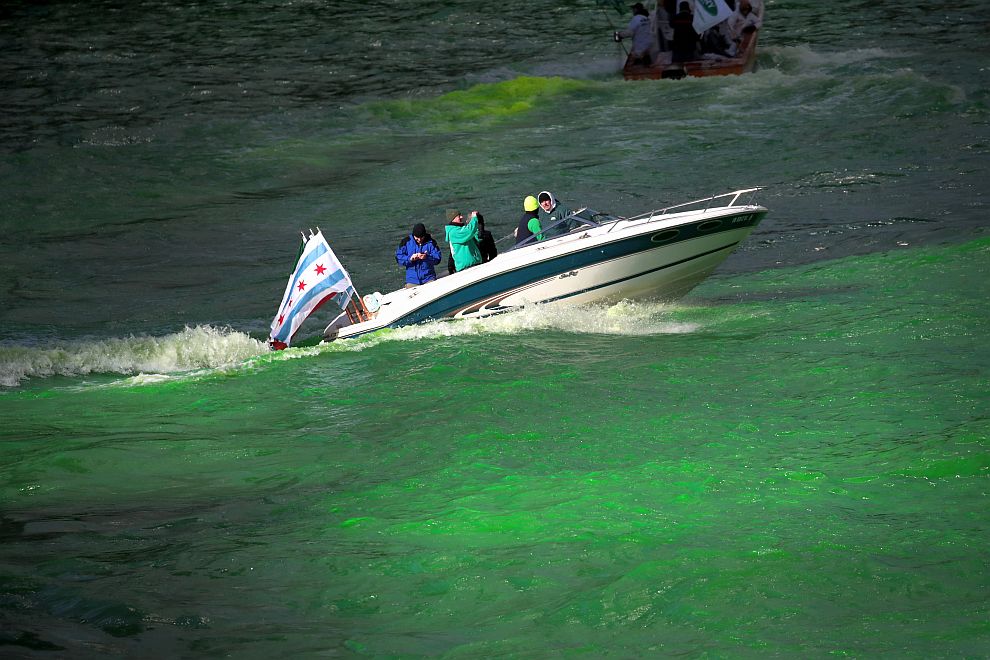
[[484, 229, 754, 311]]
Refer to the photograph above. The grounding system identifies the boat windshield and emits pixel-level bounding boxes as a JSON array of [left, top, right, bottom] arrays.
[[510, 208, 618, 250]]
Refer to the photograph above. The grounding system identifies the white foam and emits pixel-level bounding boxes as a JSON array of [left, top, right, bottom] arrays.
[[752, 44, 899, 78], [0, 326, 267, 388], [776, 44, 900, 69], [325, 300, 700, 353]]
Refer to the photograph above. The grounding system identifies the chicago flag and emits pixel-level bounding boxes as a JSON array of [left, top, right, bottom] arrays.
[[269, 230, 355, 347]]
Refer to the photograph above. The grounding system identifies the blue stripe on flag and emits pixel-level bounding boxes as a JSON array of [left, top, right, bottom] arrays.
[[281, 243, 329, 310], [273, 269, 352, 342]]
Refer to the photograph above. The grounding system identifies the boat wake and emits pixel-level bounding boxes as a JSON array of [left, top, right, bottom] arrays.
[[0, 326, 267, 388], [762, 44, 906, 76], [0, 303, 700, 388], [330, 299, 701, 352]]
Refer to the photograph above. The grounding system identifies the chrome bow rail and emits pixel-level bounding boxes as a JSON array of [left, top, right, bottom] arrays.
[[606, 187, 763, 234]]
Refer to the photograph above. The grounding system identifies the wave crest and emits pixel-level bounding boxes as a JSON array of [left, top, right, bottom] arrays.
[[0, 326, 267, 388]]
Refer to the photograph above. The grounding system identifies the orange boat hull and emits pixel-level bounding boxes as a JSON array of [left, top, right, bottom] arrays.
[[623, 31, 759, 80]]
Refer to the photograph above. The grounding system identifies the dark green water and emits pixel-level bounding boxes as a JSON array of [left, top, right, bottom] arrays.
[[2, 0, 989, 656]]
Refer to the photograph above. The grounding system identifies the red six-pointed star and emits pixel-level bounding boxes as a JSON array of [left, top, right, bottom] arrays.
[[315, 263, 326, 275], [297, 280, 307, 291]]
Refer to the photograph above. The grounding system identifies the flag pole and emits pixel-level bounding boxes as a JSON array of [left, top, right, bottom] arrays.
[[353, 288, 371, 321]]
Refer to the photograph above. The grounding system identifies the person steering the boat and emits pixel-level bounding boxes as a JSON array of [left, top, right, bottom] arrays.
[[537, 191, 579, 239], [395, 222, 442, 288], [614, 2, 657, 66]]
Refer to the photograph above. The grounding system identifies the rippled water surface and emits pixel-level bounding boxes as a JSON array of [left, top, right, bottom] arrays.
[[1, 0, 988, 656]]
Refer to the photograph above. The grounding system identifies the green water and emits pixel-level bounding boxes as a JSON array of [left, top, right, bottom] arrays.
[[3, 240, 987, 655], [3, 0, 989, 654]]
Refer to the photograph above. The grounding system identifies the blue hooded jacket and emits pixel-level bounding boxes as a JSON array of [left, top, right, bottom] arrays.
[[395, 232, 442, 285]]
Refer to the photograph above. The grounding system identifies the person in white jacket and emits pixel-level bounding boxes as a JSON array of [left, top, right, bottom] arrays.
[[614, 2, 658, 66], [729, 0, 763, 43]]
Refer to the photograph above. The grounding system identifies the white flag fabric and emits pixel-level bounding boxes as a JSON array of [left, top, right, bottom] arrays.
[[269, 230, 355, 347], [692, 0, 734, 34]]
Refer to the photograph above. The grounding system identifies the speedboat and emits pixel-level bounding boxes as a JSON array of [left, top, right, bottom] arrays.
[[305, 188, 767, 343]]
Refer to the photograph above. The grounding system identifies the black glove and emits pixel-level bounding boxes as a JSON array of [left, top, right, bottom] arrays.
[[613, 31, 622, 42]]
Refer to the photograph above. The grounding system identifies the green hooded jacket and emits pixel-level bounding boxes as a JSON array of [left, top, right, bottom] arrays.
[[444, 215, 483, 271]]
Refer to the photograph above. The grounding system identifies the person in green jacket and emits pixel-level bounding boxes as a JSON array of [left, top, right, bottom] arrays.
[[443, 209, 483, 273], [514, 195, 542, 246]]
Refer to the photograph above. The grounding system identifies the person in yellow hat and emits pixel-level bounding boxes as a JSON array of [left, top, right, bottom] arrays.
[[514, 195, 542, 246]]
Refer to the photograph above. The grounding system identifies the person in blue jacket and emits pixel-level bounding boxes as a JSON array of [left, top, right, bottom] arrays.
[[395, 222, 442, 287]]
